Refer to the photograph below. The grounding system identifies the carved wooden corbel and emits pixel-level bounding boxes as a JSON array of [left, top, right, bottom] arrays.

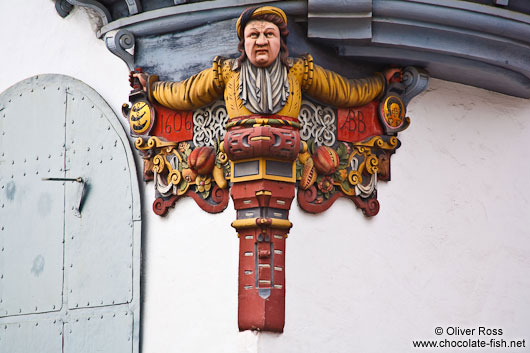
[[122, 6, 428, 333], [123, 64, 427, 332]]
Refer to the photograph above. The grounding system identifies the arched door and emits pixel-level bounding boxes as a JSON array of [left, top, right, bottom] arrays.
[[0, 75, 141, 353]]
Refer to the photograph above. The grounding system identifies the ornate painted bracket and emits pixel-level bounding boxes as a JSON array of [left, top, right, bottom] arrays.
[[105, 29, 135, 71], [123, 65, 428, 332], [122, 94, 230, 216]]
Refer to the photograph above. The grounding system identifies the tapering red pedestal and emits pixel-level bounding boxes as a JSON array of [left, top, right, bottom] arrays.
[[224, 122, 299, 332], [231, 180, 294, 332]]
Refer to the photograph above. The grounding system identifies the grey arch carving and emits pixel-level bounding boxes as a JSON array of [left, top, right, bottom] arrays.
[[67, 0, 112, 25], [54, 0, 530, 98]]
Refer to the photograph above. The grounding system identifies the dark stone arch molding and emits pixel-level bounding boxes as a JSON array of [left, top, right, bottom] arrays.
[[55, 0, 530, 98]]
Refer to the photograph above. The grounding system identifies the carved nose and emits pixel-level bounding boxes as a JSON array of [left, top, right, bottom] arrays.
[[256, 35, 267, 45]]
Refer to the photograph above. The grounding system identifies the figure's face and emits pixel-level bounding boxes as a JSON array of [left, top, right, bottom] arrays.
[[390, 103, 400, 119], [244, 20, 281, 67]]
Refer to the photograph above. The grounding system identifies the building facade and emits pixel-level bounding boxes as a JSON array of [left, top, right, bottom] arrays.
[[1, 1, 529, 352]]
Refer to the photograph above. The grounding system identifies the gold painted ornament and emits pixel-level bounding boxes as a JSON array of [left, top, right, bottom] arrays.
[[299, 157, 317, 190], [382, 95, 404, 127], [123, 98, 155, 136], [378, 93, 409, 134]]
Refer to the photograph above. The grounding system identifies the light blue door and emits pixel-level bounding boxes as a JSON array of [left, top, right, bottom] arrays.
[[0, 75, 141, 353]]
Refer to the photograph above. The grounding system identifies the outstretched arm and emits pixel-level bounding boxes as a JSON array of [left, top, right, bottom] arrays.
[[151, 68, 224, 111], [131, 59, 225, 111], [300, 55, 400, 108]]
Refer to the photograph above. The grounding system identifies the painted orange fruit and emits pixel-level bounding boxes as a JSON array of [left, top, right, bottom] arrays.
[[188, 146, 216, 175], [312, 146, 339, 175]]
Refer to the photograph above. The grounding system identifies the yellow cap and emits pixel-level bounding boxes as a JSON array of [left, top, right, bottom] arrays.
[[236, 6, 287, 39]]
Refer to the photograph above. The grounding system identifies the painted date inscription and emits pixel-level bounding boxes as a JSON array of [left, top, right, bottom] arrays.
[[151, 103, 193, 142]]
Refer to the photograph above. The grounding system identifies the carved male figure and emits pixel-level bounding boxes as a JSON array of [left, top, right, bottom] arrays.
[[132, 5, 401, 332], [133, 6, 400, 120]]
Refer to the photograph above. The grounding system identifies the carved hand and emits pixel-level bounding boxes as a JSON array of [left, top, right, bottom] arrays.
[[129, 71, 148, 92]]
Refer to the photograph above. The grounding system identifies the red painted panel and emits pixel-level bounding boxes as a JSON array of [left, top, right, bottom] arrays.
[[224, 126, 300, 161], [238, 287, 285, 332], [150, 103, 193, 142], [337, 101, 383, 143], [231, 180, 295, 210], [258, 266, 272, 283]]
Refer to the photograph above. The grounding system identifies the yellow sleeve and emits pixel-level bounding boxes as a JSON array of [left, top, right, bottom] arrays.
[[151, 57, 225, 111], [301, 54, 386, 108]]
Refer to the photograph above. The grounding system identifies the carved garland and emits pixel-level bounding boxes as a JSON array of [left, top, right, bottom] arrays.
[[123, 66, 426, 218]]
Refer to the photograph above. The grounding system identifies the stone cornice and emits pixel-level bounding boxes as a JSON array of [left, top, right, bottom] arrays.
[[55, 0, 530, 98]]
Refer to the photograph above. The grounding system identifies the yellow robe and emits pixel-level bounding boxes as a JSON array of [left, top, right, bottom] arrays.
[[151, 54, 385, 120]]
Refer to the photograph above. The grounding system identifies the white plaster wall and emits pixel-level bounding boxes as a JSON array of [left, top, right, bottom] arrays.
[[258, 79, 530, 352], [0, 2, 243, 351], [0, 1, 129, 121], [2, 2, 530, 353]]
